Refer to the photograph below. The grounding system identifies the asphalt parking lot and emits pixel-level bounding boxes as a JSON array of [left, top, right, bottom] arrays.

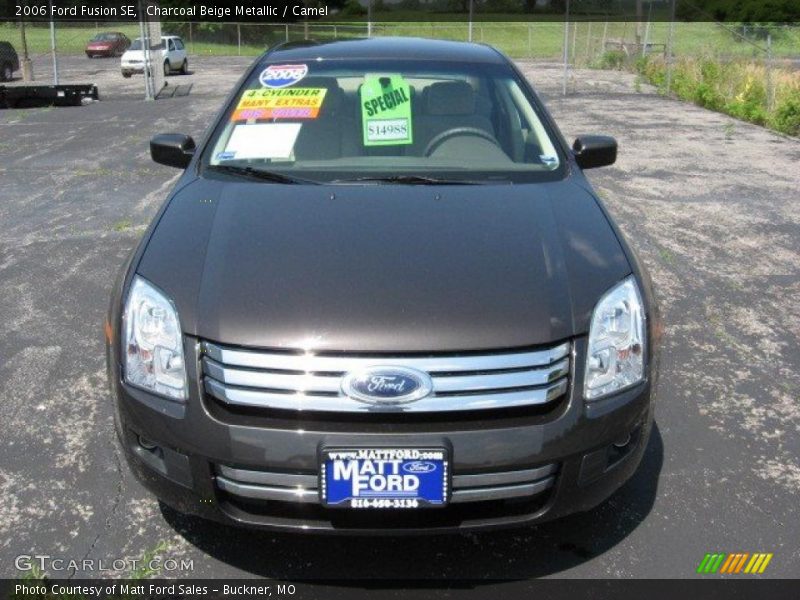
[[1, 53, 799, 580]]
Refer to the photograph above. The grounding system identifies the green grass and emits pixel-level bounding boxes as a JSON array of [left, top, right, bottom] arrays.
[[641, 21, 798, 59], [637, 54, 800, 136], [112, 219, 132, 232], [658, 247, 676, 265], [0, 23, 142, 57], [2, 20, 797, 61]]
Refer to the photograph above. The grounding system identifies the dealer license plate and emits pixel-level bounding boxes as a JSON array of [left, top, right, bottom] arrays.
[[320, 448, 448, 509]]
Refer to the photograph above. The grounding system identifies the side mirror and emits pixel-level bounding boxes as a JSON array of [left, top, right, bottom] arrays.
[[150, 133, 195, 169], [572, 135, 617, 169]]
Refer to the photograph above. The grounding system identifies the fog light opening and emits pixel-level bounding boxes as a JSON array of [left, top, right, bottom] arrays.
[[138, 435, 159, 452], [612, 434, 631, 449], [607, 428, 640, 468]]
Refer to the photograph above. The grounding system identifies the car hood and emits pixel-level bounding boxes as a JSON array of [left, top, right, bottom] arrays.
[[137, 177, 631, 352]]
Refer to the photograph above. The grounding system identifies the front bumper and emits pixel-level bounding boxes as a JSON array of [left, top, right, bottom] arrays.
[[121, 63, 144, 74], [108, 336, 654, 534]]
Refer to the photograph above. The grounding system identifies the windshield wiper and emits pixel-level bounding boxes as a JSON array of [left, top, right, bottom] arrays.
[[207, 164, 317, 185], [332, 175, 484, 185]]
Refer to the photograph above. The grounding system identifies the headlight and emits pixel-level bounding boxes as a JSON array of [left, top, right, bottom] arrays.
[[123, 276, 187, 400], [584, 276, 646, 400]]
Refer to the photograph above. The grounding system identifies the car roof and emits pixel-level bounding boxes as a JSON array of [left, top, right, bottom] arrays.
[[131, 35, 181, 42], [262, 37, 506, 65]]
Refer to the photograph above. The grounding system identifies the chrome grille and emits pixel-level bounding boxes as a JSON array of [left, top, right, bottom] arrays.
[[215, 463, 557, 505], [201, 341, 570, 413]]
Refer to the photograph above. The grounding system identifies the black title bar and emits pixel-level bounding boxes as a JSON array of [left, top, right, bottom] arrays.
[[1, 0, 799, 23], [3, 578, 800, 600]]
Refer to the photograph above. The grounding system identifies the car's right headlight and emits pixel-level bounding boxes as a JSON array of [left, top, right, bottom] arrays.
[[123, 276, 187, 400], [584, 276, 646, 400]]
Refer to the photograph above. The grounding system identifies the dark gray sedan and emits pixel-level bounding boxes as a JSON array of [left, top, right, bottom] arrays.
[[106, 37, 659, 533]]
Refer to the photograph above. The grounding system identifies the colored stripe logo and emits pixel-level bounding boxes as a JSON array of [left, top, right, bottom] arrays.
[[697, 553, 773, 574]]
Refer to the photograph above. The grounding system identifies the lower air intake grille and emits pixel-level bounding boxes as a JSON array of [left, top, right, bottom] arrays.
[[215, 463, 557, 505]]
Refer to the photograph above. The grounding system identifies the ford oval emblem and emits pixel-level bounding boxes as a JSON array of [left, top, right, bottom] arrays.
[[402, 461, 437, 474], [341, 366, 433, 405]]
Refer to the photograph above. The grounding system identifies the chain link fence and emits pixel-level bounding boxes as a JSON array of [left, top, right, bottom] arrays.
[[567, 21, 799, 136], [1, 19, 798, 118]]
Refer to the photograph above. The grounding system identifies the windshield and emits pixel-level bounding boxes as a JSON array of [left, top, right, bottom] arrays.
[[204, 59, 565, 184], [128, 38, 166, 52]]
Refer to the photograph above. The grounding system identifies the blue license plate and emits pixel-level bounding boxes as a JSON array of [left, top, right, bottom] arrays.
[[320, 448, 449, 509]]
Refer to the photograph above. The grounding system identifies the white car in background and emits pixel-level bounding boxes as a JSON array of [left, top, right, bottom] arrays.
[[120, 35, 188, 78]]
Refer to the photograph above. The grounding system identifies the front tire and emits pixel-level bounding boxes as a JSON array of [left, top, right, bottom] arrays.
[[163, 60, 170, 76], [122, 71, 132, 79]]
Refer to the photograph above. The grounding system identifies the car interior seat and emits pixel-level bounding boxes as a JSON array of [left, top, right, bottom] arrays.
[[410, 80, 496, 156], [293, 77, 358, 160]]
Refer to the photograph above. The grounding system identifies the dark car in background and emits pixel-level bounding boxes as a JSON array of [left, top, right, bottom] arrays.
[[107, 37, 659, 534], [0, 41, 19, 81], [86, 32, 130, 58]]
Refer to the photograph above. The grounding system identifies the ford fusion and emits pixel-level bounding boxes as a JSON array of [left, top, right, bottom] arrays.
[[107, 38, 659, 533]]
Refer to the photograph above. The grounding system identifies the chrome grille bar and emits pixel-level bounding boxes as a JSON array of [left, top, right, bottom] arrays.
[[202, 340, 570, 414], [204, 359, 341, 394], [450, 478, 554, 503], [215, 464, 557, 505], [216, 476, 319, 504], [205, 377, 567, 413], [432, 359, 568, 392], [203, 357, 569, 395], [218, 465, 317, 488], [203, 341, 569, 373], [452, 464, 557, 488]]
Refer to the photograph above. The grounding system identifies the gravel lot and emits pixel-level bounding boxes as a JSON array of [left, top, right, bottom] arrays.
[[1, 54, 798, 580]]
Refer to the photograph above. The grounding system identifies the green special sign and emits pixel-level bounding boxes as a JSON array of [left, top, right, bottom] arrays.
[[360, 75, 413, 146]]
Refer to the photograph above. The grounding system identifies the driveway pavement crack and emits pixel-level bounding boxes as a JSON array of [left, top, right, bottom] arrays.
[[68, 435, 125, 581]]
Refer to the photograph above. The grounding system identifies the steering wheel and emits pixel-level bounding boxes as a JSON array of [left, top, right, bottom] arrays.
[[423, 127, 501, 157]]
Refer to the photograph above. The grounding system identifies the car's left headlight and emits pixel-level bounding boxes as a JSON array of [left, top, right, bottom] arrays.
[[584, 276, 646, 400], [123, 275, 187, 400]]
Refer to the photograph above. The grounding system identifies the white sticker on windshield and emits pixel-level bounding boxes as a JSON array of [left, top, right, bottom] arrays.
[[223, 123, 302, 160]]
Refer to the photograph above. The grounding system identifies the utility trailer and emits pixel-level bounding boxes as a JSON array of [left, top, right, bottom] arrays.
[[0, 84, 99, 109]]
